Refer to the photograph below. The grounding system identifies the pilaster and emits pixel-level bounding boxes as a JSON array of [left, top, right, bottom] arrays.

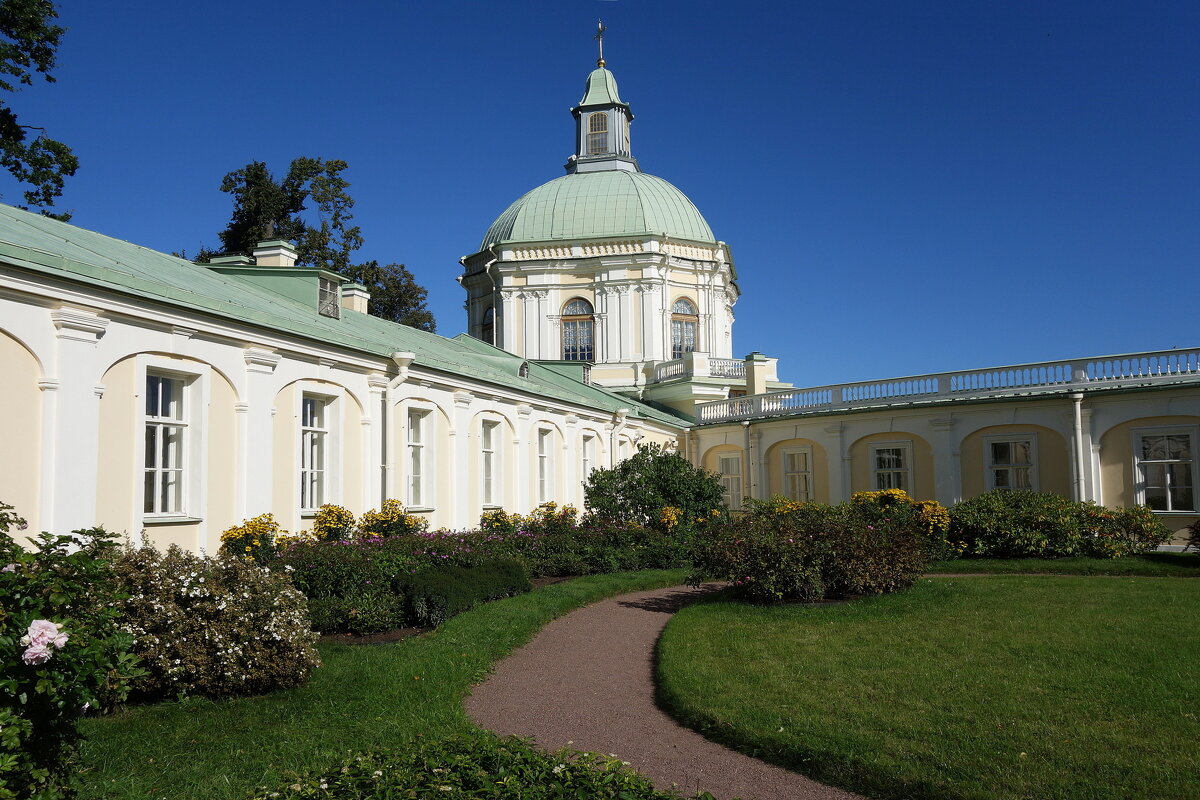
[[243, 347, 282, 516]]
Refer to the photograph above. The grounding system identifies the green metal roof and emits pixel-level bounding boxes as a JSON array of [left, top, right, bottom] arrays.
[[481, 170, 715, 249], [578, 67, 625, 108], [0, 204, 687, 428]]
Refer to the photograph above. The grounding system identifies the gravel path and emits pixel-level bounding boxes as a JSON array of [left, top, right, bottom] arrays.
[[465, 584, 865, 800]]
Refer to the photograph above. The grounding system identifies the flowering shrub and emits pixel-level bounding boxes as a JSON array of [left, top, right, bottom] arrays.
[[689, 500, 928, 603], [358, 499, 428, 538], [248, 733, 716, 799], [480, 508, 522, 535], [219, 512, 286, 564], [310, 504, 355, 542], [111, 543, 319, 699], [851, 489, 956, 558], [0, 508, 141, 800], [949, 490, 1170, 559], [583, 442, 725, 530]]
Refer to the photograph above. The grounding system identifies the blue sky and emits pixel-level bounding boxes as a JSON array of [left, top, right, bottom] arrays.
[[12, 1, 1199, 387]]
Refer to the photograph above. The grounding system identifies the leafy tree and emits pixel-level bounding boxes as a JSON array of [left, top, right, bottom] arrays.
[[0, 0, 78, 218], [583, 442, 725, 530], [200, 156, 435, 330], [344, 261, 436, 332]]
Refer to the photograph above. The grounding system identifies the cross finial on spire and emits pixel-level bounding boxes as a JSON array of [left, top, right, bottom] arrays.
[[595, 19, 607, 67]]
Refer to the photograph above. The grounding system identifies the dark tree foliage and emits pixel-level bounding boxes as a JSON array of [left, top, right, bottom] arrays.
[[583, 442, 726, 529], [201, 156, 435, 330], [0, 0, 78, 218], [344, 260, 436, 332]]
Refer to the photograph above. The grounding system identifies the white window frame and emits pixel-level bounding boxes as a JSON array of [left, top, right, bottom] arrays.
[[1133, 425, 1198, 513], [406, 409, 432, 510], [581, 433, 596, 483], [984, 433, 1038, 492], [137, 355, 208, 525], [537, 428, 554, 503], [481, 419, 500, 508], [717, 453, 743, 510], [781, 445, 814, 502], [300, 394, 329, 512], [869, 441, 912, 492]]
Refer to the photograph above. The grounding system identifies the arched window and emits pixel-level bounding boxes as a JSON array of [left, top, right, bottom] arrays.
[[587, 112, 608, 155], [561, 297, 594, 361], [480, 306, 494, 345], [671, 297, 699, 359]]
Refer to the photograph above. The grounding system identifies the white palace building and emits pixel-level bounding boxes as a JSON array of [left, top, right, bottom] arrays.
[[1, 51, 1198, 551]]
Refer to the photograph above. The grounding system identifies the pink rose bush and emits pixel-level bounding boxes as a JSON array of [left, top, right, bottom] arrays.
[[1, 505, 141, 800], [20, 619, 70, 665]]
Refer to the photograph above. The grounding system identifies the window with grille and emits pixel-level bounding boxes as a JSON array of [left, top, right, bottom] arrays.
[[718, 454, 742, 510], [482, 420, 498, 507], [144, 374, 187, 515], [561, 298, 594, 361], [671, 297, 698, 359], [300, 395, 327, 510], [1135, 428, 1196, 511], [318, 277, 341, 319], [480, 306, 495, 345], [871, 443, 911, 491], [408, 410, 427, 507], [986, 435, 1036, 491], [587, 112, 608, 155], [782, 447, 813, 502], [538, 429, 553, 502]]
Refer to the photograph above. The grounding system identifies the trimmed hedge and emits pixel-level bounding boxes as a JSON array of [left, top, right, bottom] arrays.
[[949, 490, 1170, 558], [248, 733, 714, 799], [401, 559, 532, 627]]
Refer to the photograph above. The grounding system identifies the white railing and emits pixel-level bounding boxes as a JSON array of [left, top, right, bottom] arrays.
[[653, 359, 687, 382], [710, 358, 747, 379], [696, 347, 1200, 424], [651, 355, 747, 383]]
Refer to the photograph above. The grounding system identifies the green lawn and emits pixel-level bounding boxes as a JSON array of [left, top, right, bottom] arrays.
[[927, 552, 1200, 576], [657, 576, 1200, 800], [76, 569, 689, 800]]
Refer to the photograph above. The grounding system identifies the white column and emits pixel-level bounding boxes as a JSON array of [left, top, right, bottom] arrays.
[[534, 291, 550, 360], [500, 290, 516, 353], [243, 348, 282, 517], [366, 375, 388, 510], [452, 390, 473, 529], [515, 404, 533, 511], [618, 286, 634, 361], [44, 310, 108, 533], [823, 422, 849, 503]]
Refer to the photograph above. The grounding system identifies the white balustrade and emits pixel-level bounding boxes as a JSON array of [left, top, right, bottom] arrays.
[[710, 358, 747, 378], [695, 347, 1200, 424]]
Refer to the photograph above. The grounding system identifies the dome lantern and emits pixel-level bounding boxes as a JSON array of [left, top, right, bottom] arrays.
[[567, 24, 638, 175]]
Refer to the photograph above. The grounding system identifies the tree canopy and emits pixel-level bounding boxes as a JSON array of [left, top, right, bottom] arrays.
[[197, 156, 435, 332], [0, 0, 78, 217]]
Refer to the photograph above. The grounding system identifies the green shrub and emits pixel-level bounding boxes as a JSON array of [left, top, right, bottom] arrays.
[[0, 509, 141, 800], [247, 733, 714, 799], [358, 498, 429, 538], [274, 539, 415, 634], [949, 490, 1170, 559], [689, 501, 928, 603], [584, 442, 725, 529], [401, 559, 532, 627], [111, 544, 320, 699], [1188, 518, 1200, 553]]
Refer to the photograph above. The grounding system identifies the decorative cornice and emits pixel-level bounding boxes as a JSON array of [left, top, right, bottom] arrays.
[[244, 347, 282, 374], [50, 308, 108, 342], [453, 390, 473, 408]]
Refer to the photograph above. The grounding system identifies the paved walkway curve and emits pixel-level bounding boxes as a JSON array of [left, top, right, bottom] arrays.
[[465, 584, 865, 800]]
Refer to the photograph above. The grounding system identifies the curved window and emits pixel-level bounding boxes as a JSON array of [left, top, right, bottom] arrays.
[[587, 113, 609, 155], [561, 297, 594, 361], [671, 297, 699, 359], [480, 306, 494, 345]]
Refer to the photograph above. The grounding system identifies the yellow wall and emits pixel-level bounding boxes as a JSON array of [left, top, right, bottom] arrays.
[[849, 431, 935, 499], [960, 424, 1070, 499], [764, 438, 830, 503], [0, 330, 41, 532], [1099, 415, 1200, 544]]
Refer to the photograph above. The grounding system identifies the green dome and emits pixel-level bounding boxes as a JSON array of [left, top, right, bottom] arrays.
[[481, 171, 715, 249]]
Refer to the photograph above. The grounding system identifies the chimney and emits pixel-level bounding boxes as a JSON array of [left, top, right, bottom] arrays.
[[341, 282, 370, 314], [743, 351, 777, 395], [252, 239, 298, 267]]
